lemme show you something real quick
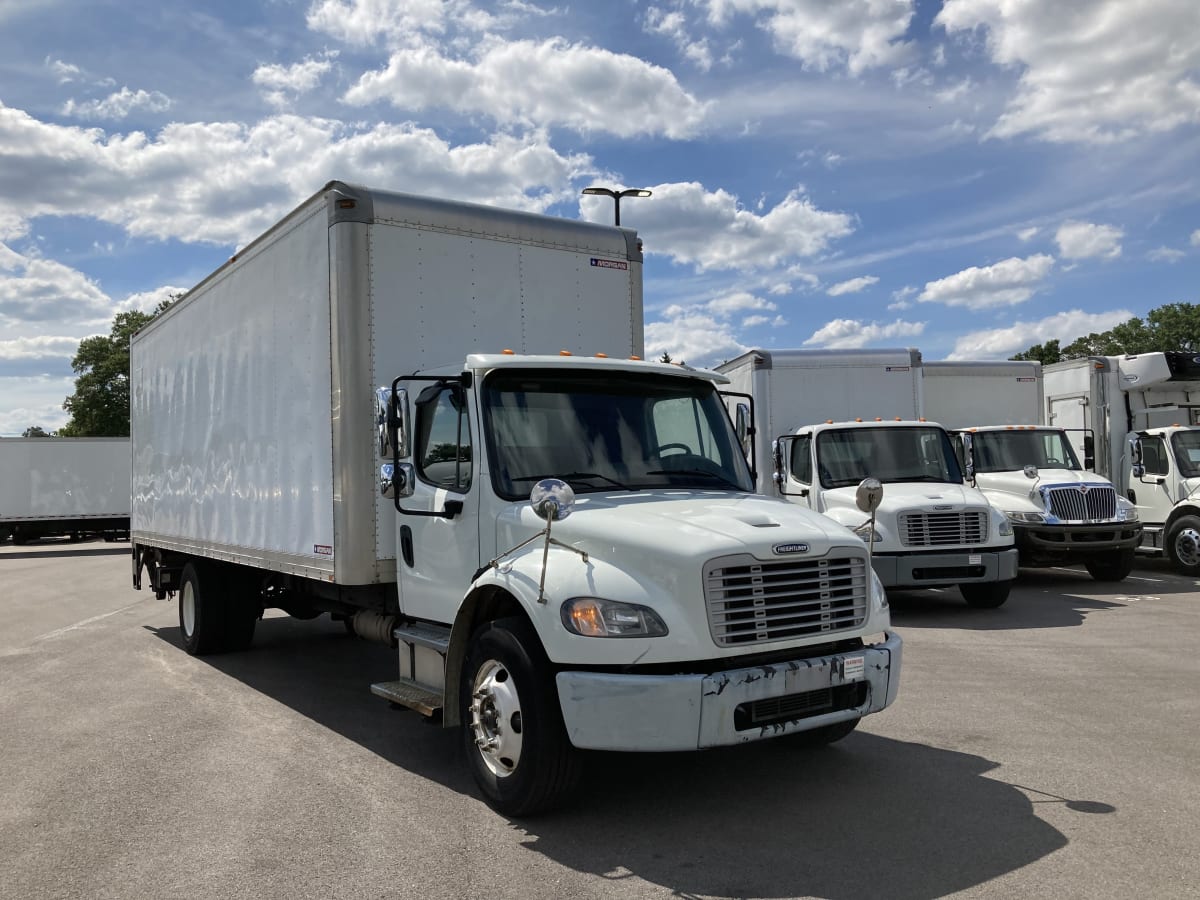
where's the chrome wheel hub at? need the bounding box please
[469,659,524,778]
[1175,528,1200,568]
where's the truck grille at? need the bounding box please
[703,554,869,647]
[899,510,988,547]
[1043,484,1117,521]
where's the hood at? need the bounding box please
[974,469,1113,511]
[821,481,985,517]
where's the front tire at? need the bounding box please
[179,562,227,655]
[1166,515,1200,576]
[959,579,1012,608]
[1084,548,1135,582]
[461,617,581,816]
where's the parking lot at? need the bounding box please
[1,540,1197,900]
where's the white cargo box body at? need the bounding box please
[131,182,643,586]
[0,437,130,522]
[717,348,923,492]
[922,360,1043,429]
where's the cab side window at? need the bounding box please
[415,386,472,491]
[1141,437,1168,476]
[790,434,812,483]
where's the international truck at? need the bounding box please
[717,348,1017,608]
[923,360,1141,581]
[1044,351,1200,573]
[0,436,130,543]
[130,182,900,815]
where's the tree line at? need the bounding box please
[1011,302,1200,365]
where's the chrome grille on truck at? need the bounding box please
[1044,484,1117,521]
[703,554,869,646]
[899,510,988,547]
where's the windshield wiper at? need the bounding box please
[645,468,746,491]
[511,471,636,491]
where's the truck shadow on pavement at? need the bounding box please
[148,616,1073,900]
[887,562,1194,631]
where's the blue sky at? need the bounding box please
[1,0,1198,434]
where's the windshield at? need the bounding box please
[482,369,755,500]
[1170,430,1200,478]
[970,430,1081,473]
[815,426,962,488]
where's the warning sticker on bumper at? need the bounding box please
[843,656,865,680]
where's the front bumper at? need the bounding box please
[555,632,901,752]
[870,548,1019,588]
[1015,522,1143,559]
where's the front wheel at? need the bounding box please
[461,617,581,816]
[1084,548,1135,582]
[960,579,1012,609]
[1166,515,1200,576]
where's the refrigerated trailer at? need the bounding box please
[130,182,901,814]
[923,360,1141,581]
[0,437,130,543]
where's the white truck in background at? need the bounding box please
[130,182,900,816]
[717,349,1017,608]
[0,437,130,544]
[1044,351,1200,573]
[923,360,1142,582]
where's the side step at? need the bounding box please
[370,678,443,717]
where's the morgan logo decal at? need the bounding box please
[590,258,628,271]
[773,542,810,555]
[314,544,333,557]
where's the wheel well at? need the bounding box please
[443,585,528,727]
[1165,505,1200,532]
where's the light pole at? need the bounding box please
[582,186,651,227]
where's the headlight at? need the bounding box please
[1116,497,1139,522]
[871,568,889,611]
[852,522,882,543]
[1002,509,1045,525]
[560,597,669,638]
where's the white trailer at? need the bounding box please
[131,182,900,815]
[1044,352,1200,572]
[718,349,1017,608]
[0,437,130,543]
[924,360,1141,581]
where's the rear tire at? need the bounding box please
[461,617,581,816]
[1166,515,1200,576]
[1084,548,1135,582]
[960,579,1011,608]
[220,571,260,652]
[179,562,227,655]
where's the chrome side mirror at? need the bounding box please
[531,478,575,521]
[855,477,883,514]
[376,388,391,458]
[1132,464,1146,479]
[377,386,411,459]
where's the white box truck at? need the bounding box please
[717,349,1018,608]
[130,182,900,815]
[923,360,1142,581]
[1044,352,1200,573]
[0,437,130,543]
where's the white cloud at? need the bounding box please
[644,313,746,367]
[827,275,879,296]
[0,335,81,363]
[803,317,925,349]
[62,87,171,121]
[645,6,714,70]
[0,376,75,435]
[306,0,453,47]
[936,0,1200,143]
[595,182,854,272]
[0,104,593,248]
[1055,220,1123,260]
[918,254,1054,309]
[343,38,708,139]
[704,0,916,74]
[704,291,778,316]
[1016,226,1039,242]
[742,315,770,327]
[1148,247,1185,263]
[253,54,337,106]
[0,243,111,324]
[46,57,81,83]
[948,309,1136,359]
[1191,229,1200,247]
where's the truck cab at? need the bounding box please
[1128,424,1200,572]
[954,426,1141,581]
[774,419,1018,607]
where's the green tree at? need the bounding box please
[1012,339,1062,365]
[22,426,53,437]
[59,297,178,436]
[659,352,673,363]
[1012,302,1200,362]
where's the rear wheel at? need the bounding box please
[1166,515,1200,576]
[462,617,581,816]
[1084,548,1135,582]
[179,562,227,655]
[959,579,1012,609]
[220,571,260,652]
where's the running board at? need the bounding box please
[370,678,443,717]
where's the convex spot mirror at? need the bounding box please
[1023,464,1038,479]
[855,477,883,514]
[531,478,575,522]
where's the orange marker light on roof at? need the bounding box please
[629,355,642,361]
[855,417,863,422]
[595,352,608,358]
[502,348,515,355]
[560,350,572,356]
